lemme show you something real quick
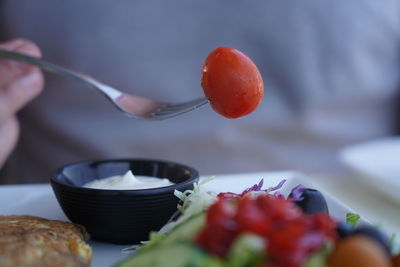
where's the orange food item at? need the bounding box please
[393,253,400,267]
[201,47,264,119]
[328,236,391,267]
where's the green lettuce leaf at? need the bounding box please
[346,212,360,227]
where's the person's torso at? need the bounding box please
[1,0,399,183]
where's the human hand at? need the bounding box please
[0,39,44,168]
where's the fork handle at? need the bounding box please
[0,49,122,99]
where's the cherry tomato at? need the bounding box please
[206,199,234,225]
[201,47,264,118]
[236,196,271,236]
[195,221,237,258]
[195,193,336,264]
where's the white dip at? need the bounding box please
[83,170,174,190]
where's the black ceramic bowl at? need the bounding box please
[51,158,199,244]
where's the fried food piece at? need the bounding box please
[0,215,92,267]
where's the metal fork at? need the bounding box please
[0,49,209,121]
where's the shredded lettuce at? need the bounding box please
[123,177,215,253]
[158,177,217,234]
[346,212,360,227]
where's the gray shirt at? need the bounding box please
[1,0,399,183]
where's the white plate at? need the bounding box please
[339,136,400,204]
[0,171,367,267]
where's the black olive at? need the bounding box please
[290,188,329,215]
[350,226,391,255]
[336,221,353,239]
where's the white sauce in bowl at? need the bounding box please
[83,170,174,190]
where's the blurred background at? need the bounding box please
[0,0,399,184]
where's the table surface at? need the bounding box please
[0,171,398,266]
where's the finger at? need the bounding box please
[0,69,44,123]
[0,38,42,57]
[0,38,42,78]
[0,116,19,168]
[0,39,44,123]
[0,38,32,50]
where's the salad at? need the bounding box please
[116,179,400,267]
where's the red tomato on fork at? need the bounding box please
[201,47,264,118]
